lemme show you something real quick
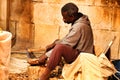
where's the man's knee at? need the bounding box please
[54,44,66,51]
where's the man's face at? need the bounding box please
[62,12,74,24]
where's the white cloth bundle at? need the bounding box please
[62,53,116,80]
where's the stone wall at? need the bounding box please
[32,0,120,59]
[9,0,34,49]
[0,0,120,59]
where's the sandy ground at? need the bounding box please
[9,53,62,80]
[9,53,38,80]
[10,52,38,73]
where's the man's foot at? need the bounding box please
[38,54,48,65]
[27,58,40,66]
[27,51,48,66]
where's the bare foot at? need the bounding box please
[27,55,48,66]
[27,58,39,65]
[38,54,47,64]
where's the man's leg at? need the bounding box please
[27,50,53,65]
[39,44,79,80]
[47,44,79,70]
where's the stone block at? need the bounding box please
[27,66,61,80]
[34,24,59,48]
[78,6,113,30]
[28,66,45,80]
[0,0,7,29]
[111,8,120,31]
[33,3,62,25]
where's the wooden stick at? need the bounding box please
[98,36,116,57]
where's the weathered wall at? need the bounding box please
[9,0,34,49]
[0,0,120,59]
[0,0,34,49]
[32,0,120,59]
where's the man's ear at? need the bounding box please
[71,15,75,20]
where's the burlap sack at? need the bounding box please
[0,31,12,80]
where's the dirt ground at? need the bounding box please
[9,53,30,80]
[9,53,63,80]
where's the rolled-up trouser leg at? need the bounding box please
[45,49,53,58]
[47,44,79,70]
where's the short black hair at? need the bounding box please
[61,2,79,16]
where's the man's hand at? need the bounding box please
[45,39,60,52]
[27,58,39,65]
[45,43,55,52]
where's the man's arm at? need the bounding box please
[59,23,81,48]
[45,39,60,52]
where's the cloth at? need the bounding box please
[0,31,12,80]
[46,49,53,58]
[62,53,117,80]
[56,15,94,53]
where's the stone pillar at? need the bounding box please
[0,31,12,80]
[0,0,7,29]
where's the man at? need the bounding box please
[27,2,94,80]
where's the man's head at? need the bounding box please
[61,3,79,24]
